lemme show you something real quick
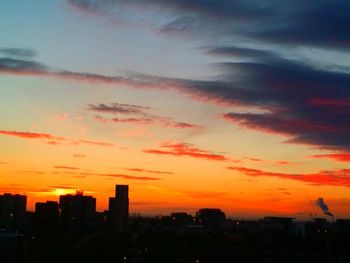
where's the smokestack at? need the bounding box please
[315,197,334,221]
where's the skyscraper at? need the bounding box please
[35,201,60,238]
[109,185,129,231]
[0,193,26,230]
[59,191,96,233]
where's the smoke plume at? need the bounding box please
[315,197,333,217]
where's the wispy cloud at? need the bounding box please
[89,102,201,130]
[310,153,350,163]
[54,171,161,181]
[73,153,86,158]
[143,142,229,161]
[0,47,36,58]
[2,43,350,152]
[228,166,350,188]
[88,103,152,115]
[53,166,80,170]
[0,130,115,147]
[124,168,173,175]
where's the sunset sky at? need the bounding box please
[1,0,350,219]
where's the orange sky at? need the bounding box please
[1,0,350,219]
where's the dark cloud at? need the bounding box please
[67,0,350,50]
[0,57,46,73]
[88,103,152,115]
[1,49,349,151]
[252,1,350,50]
[0,48,37,58]
[90,102,201,129]
[203,46,277,60]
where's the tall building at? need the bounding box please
[59,191,96,233]
[109,185,129,231]
[35,201,60,238]
[0,194,27,230]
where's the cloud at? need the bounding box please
[228,166,350,188]
[143,142,229,161]
[90,102,201,129]
[62,1,350,154]
[0,57,47,74]
[73,153,86,158]
[53,166,80,170]
[56,113,69,121]
[88,103,152,115]
[124,168,173,175]
[0,48,37,58]
[54,171,161,181]
[244,157,262,162]
[0,130,115,147]
[94,115,200,129]
[310,153,350,163]
[277,161,290,165]
[67,1,350,50]
[1,49,350,152]
[94,115,153,125]
[203,46,277,60]
[49,185,77,190]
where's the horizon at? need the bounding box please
[1,1,350,220]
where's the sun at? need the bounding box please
[54,188,68,196]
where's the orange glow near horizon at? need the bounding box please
[1,1,350,220]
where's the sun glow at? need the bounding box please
[54,188,74,196]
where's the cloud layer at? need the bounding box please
[228,166,350,188]
[2,0,350,155]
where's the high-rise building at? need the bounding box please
[0,194,27,229]
[109,185,129,231]
[35,201,60,238]
[59,191,96,233]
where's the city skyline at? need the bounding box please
[1,1,350,219]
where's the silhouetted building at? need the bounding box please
[335,219,350,233]
[0,194,26,230]
[35,201,59,239]
[59,191,96,234]
[171,212,193,226]
[109,185,129,231]
[195,208,226,228]
[0,229,18,263]
[260,216,295,235]
[305,217,331,237]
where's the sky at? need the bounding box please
[0,0,350,219]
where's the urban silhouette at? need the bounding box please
[0,186,350,262]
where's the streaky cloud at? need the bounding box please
[143,142,229,161]
[54,171,161,181]
[228,166,350,188]
[0,130,115,147]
